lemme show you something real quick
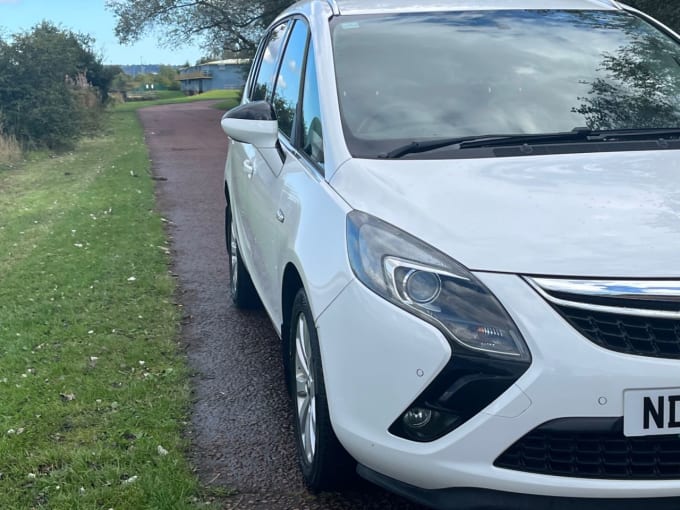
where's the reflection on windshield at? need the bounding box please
[574,21,680,129]
[331,10,680,158]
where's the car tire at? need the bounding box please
[225,203,259,309]
[289,288,355,492]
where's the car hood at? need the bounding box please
[329,150,680,277]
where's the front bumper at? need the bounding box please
[358,465,680,510]
[315,273,680,499]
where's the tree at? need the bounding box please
[110,67,133,93]
[0,22,110,149]
[156,65,180,90]
[626,1,680,33]
[106,0,294,55]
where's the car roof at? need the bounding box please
[277,0,626,25]
[330,0,623,15]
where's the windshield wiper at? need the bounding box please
[456,128,680,149]
[583,128,680,142]
[380,127,680,159]
[379,134,522,159]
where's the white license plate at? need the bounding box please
[624,388,680,437]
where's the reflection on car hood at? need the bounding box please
[329,151,680,277]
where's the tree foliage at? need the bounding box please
[573,11,680,130]
[626,1,680,33]
[156,65,181,90]
[107,0,294,56]
[0,22,112,149]
[109,66,180,94]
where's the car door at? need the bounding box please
[230,21,289,306]
[237,19,312,317]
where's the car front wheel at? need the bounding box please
[289,288,354,491]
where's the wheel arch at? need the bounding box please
[281,263,304,340]
[224,181,231,255]
[281,262,304,389]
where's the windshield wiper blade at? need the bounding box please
[379,134,511,159]
[456,128,595,149]
[453,128,680,148]
[380,127,680,159]
[381,128,593,158]
[585,128,680,141]
[458,128,680,148]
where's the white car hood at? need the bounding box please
[329,150,680,277]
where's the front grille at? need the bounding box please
[554,305,680,359]
[526,277,680,360]
[495,418,680,480]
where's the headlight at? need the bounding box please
[347,210,530,361]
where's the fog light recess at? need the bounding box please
[403,407,432,429]
[393,405,461,442]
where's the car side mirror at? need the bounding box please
[221,101,279,149]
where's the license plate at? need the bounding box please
[624,388,680,437]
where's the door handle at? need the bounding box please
[276,209,285,223]
[243,159,254,179]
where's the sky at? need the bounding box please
[0,0,204,65]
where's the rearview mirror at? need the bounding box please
[221,101,279,148]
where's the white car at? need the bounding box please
[220,1,680,508]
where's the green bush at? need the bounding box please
[0,23,112,150]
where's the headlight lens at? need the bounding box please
[347,210,530,361]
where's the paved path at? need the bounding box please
[138,101,422,509]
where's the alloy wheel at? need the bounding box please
[294,312,317,465]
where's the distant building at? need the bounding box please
[178,59,250,95]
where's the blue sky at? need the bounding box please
[0,0,204,65]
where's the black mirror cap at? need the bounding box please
[223,101,277,122]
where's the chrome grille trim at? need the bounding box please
[525,278,680,320]
[531,278,680,299]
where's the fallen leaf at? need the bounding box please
[122,475,138,485]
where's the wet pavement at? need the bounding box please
[138,101,424,509]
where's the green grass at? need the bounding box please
[114,89,241,112]
[0,111,211,509]
[153,90,186,100]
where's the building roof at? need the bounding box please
[200,59,251,66]
[180,59,251,72]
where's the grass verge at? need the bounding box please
[114,89,240,113]
[0,111,210,509]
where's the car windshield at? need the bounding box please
[330,10,680,158]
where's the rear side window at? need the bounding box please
[273,20,309,139]
[251,22,289,101]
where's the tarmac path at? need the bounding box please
[138,101,423,510]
